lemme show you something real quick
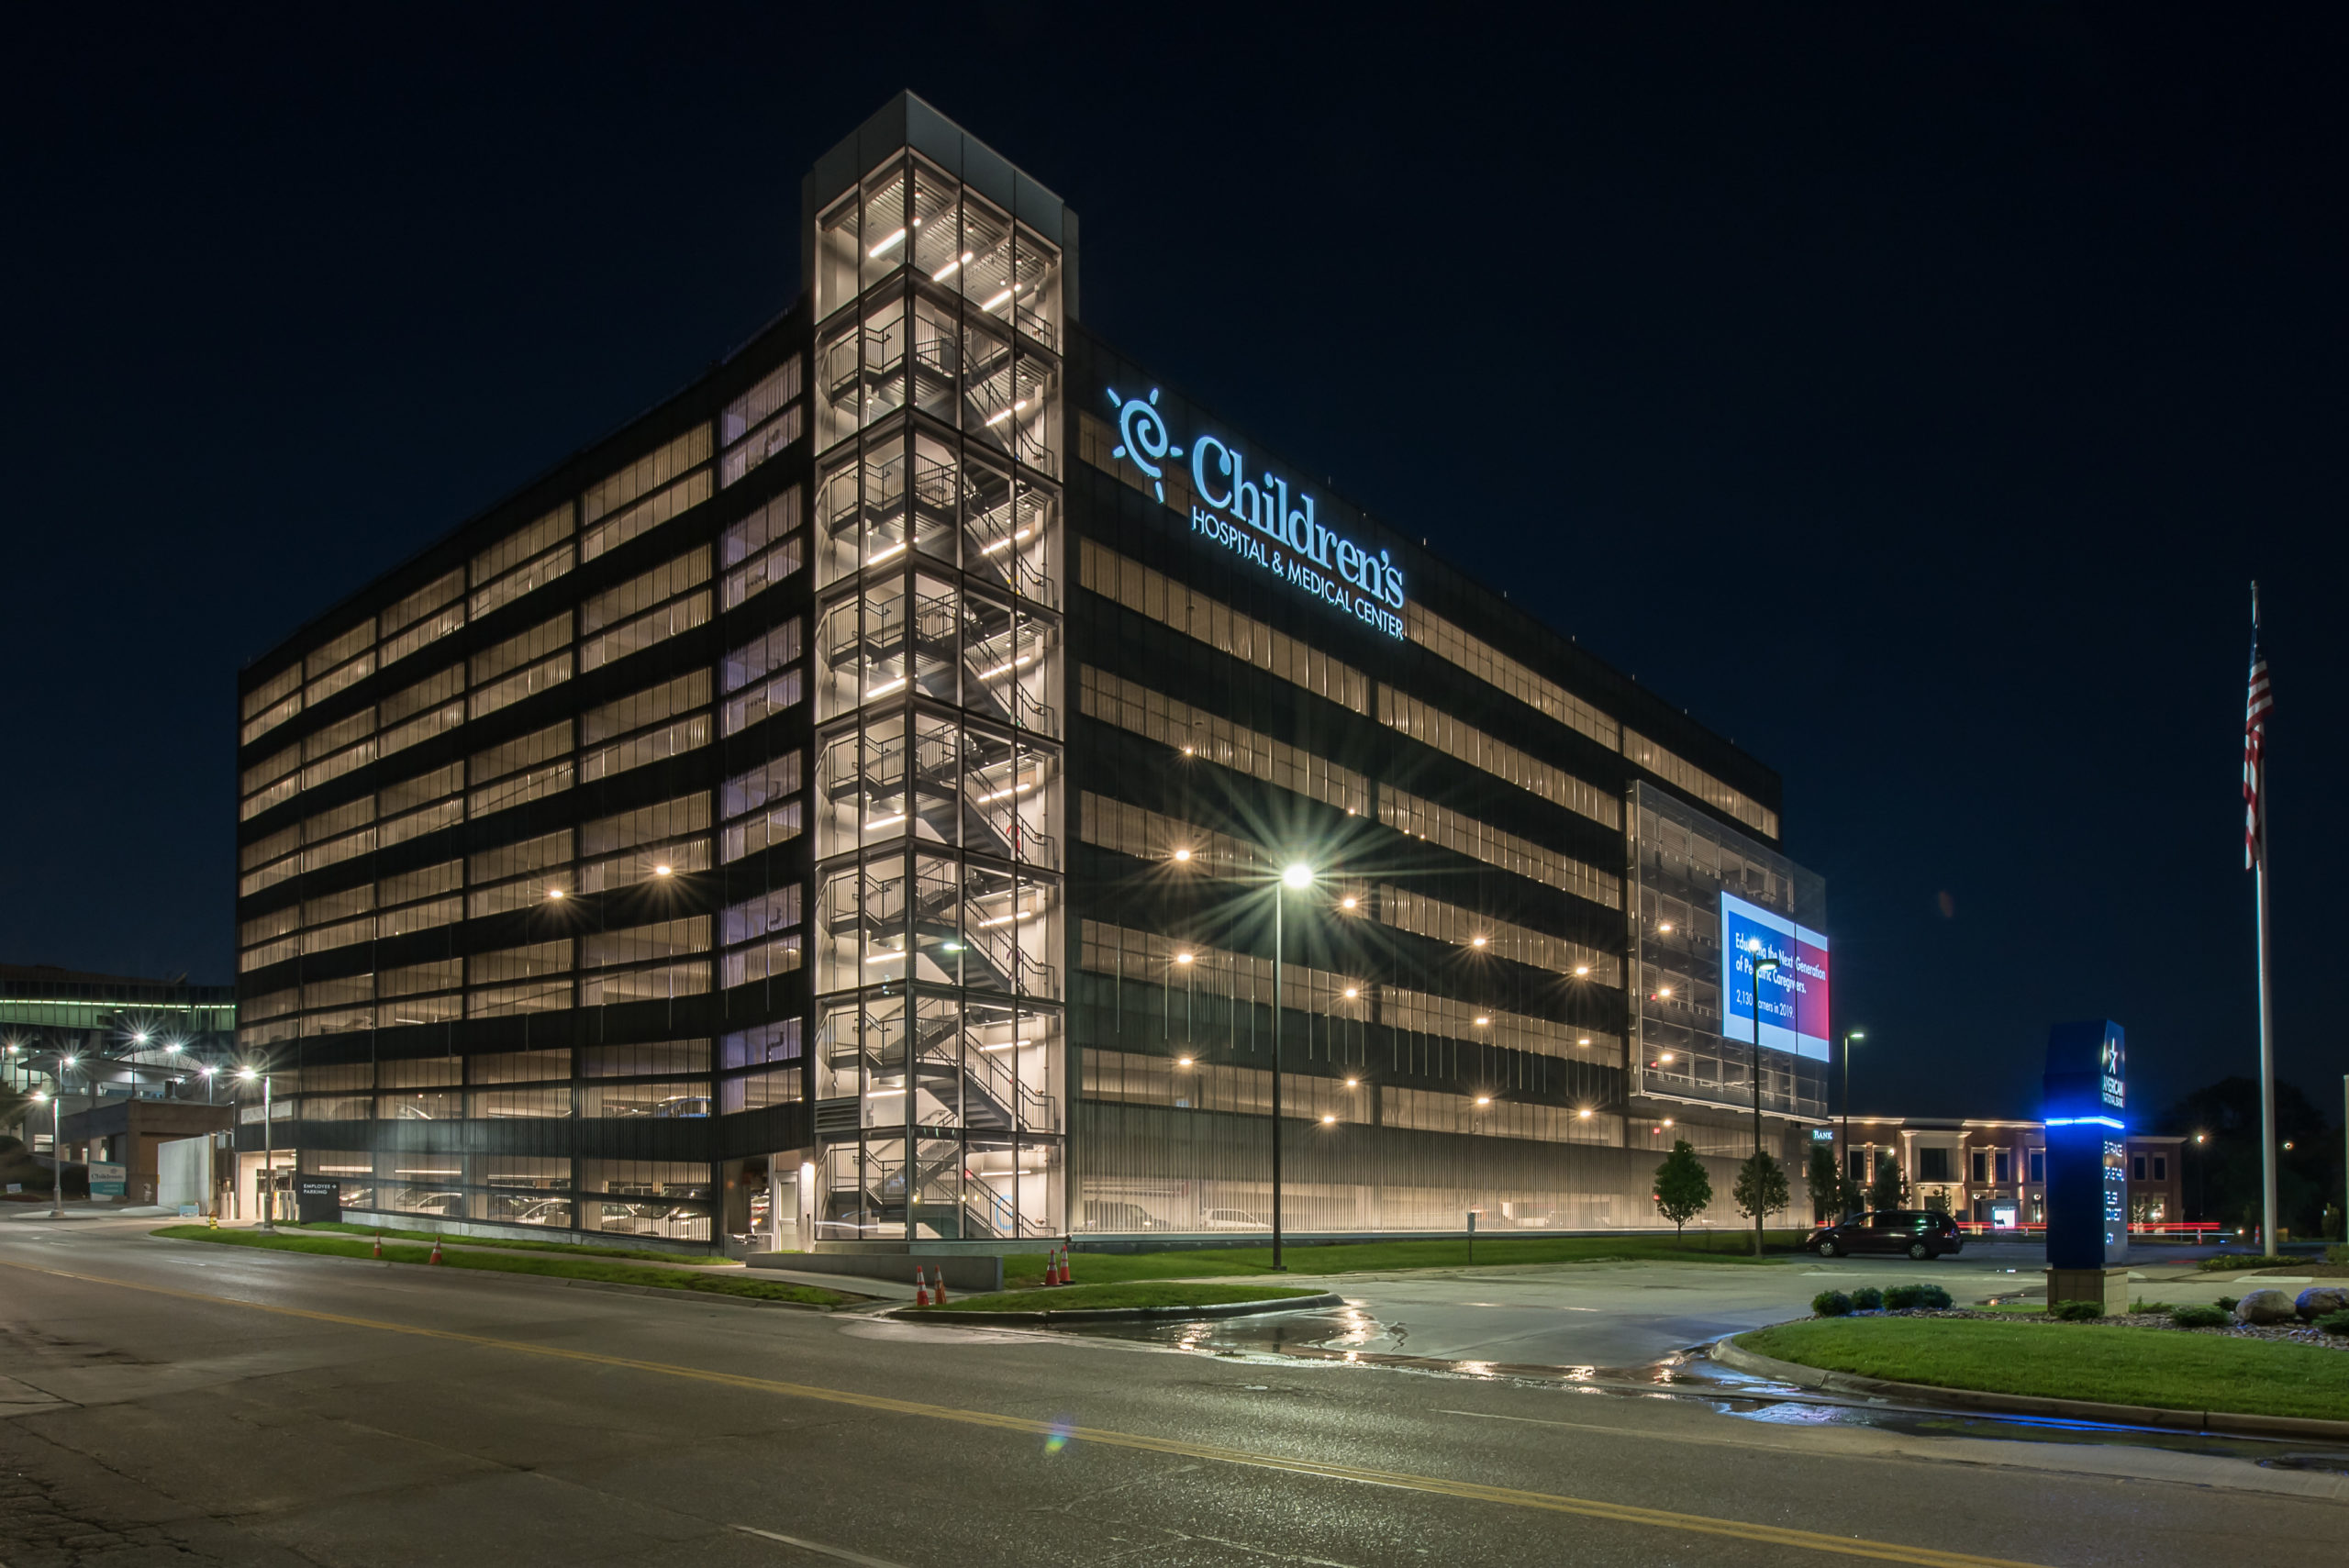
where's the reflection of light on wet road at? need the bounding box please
[1046,1305,2349,1478]
[1737,1401,1864,1426]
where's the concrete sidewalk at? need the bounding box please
[3,1202,175,1222]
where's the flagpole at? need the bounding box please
[2256,833,2277,1250]
[2250,582,2278,1251]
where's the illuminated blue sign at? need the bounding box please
[2043,1020,2129,1269]
[1106,386,1408,639]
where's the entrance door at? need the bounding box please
[771,1165,808,1252]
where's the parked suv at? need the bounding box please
[1806,1209,1964,1260]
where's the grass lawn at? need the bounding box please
[151,1226,849,1307]
[1739,1317,2349,1421]
[1003,1232,1802,1289]
[285,1220,729,1265]
[912,1281,1324,1315]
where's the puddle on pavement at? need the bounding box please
[1056,1299,2349,1477]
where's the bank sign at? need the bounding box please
[1106,386,1407,639]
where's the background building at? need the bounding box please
[1841,1117,2193,1230]
[230,95,1827,1253]
[2,963,236,1155]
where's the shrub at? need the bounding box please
[2317,1309,2349,1337]
[2127,1300,2175,1316]
[1849,1286,1883,1311]
[2216,1296,2239,1313]
[2196,1253,2296,1272]
[2168,1304,2229,1329]
[2327,1243,2349,1266]
[1811,1289,1854,1317]
[1884,1284,1953,1311]
[2053,1300,2104,1321]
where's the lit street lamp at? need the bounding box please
[43,1052,80,1218]
[1272,860,1314,1270]
[239,1064,276,1230]
[2192,1132,2208,1225]
[33,1088,61,1218]
[1746,943,1783,1258]
[1840,1029,1865,1212]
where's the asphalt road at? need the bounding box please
[0,1221,2341,1568]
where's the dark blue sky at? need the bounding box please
[5,6,2340,1122]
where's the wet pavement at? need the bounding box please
[1053,1245,2349,1481]
[6,1220,2346,1568]
[1073,1240,2235,1369]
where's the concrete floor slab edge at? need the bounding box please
[1710,1333,2349,1440]
[899,1291,1344,1326]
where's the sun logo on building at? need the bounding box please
[1106,386,1183,504]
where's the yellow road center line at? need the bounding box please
[0,1254,2046,1568]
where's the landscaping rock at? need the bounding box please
[2235,1288,2298,1325]
[2295,1286,2349,1320]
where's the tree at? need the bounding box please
[1867,1151,1908,1211]
[1733,1151,1790,1230]
[1652,1140,1712,1236]
[1806,1141,1840,1223]
[1836,1163,1868,1220]
[2156,1075,2338,1238]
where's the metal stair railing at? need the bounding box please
[958,921,1058,999]
[961,1038,1055,1130]
[911,328,958,384]
[961,784,1055,866]
[821,327,905,406]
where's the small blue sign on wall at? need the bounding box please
[2043,1020,2127,1268]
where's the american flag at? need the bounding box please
[2243,594,2271,869]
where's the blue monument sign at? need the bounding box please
[2043,1019,2127,1273]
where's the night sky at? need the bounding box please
[6,7,2342,1126]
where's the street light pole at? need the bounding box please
[50,1089,63,1220]
[241,1065,275,1230]
[1841,1029,1865,1216]
[1749,947,1783,1258]
[50,1055,78,1220]
[1271,862,1315,1272]
[1273,881,1285,1272]
[2193,1133,2207,1226]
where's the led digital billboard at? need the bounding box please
[1718,892,1831,1062]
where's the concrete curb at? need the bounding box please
[899,1291,1344,1326]
[145,1232,854,1314]
[1711,1334,2349,1441]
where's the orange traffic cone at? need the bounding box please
[915,1265,931,1307]
[1051,1247,1066,1286]
[931,1265,949,1307]
[372,1232,383,1259]
[1060,1247,1073,1285]
[428,1238,443,1266]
